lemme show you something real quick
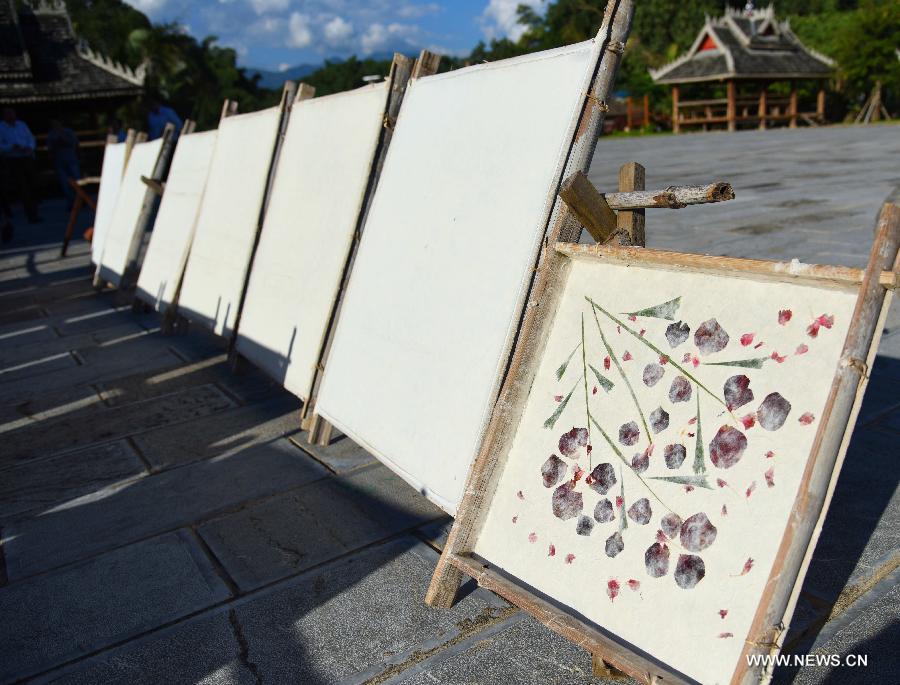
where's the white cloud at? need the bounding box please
[249,0,289,15]
[480,0,544,42]
[360,22,420,55]
[278,62,291,72]
[287,12,313,48]
[323,16,354,46]
[248,15,283,35]
[125,0,169,14]
[396,2,441,19]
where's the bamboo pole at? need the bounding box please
[726,80,737,132]
[672,85,680,134]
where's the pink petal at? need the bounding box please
[740,414,756,429]
[639,328,646,338]
[778,309,792,325]
[688,416,698,425]
[528,532,537,543]
[554,394,563,402]
[622,351,633,362]
[817,314,834,329]
[765,451,775,459]
[740,333,755,346]
[565,553,576,564]
[719,609,728,619]
[682,352,692,363]
[746,481,757,498]
[770,351,787,363]
[628,315,637,322]
[615,496,624,508]
[716,478,728,488]
[627,579,641,592]
[807,321,821,338]
[721,504,728,516]
[607,579,620,601]
[512,515,518,523]
[684,485,695,493]
[795,343,809,355]
[754,341,765,349]
[740,558,754,576]
[548,544,556,557]
[799,412,815,425]
[765,467,775,488]
[718,632,734,639]
[691,356,700,368]
[517,491,525,500]
[603,356,611,371]
[592,386,598,395]
[659,355,669,365]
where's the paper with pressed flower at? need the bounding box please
[473,256,858,684]
[91,141,128,265]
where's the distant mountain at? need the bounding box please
[248,64,321,90]
[247,52,417,90]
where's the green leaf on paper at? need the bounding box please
[693,392,706,475]
[588,364,615,392]
[650,475,713,489]
[555,342,582,381]
[703,357,769,369]
[623,297,681,321]
[544,381,578,429]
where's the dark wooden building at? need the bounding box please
[1,0,143,129]
[650,5,833,133]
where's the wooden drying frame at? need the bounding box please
[297,49,442,445]
[92,123,177,293]
[426,194,899,684]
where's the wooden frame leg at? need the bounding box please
[424,551,464,608]
[592,653,628,679]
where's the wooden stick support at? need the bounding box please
[604,181,734,210]
[558,171,617,243]
[412,49,441,79]
[617,162,645,246]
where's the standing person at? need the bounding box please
[146,99,182,141]
[107,117,127,143]
[47,120,82,206]
[0,107,40,224]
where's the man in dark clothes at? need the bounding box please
[0,107,41,232]
[47,120,82,206]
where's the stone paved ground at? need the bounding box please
[0,123,898,685]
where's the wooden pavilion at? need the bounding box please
[0,0,144,138]
[650,5,833,133]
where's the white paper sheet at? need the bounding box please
[235,83,390,399]
[95,140,163,285]
[90,142,127,265]
[473,257,857,683]
[177,107,281,336]
[315,41,602,514]
[135,130,218,313]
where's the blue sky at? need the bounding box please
[125,0,547,70]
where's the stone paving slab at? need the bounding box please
[381,613,630,685]
[133,395,302,471]
[33,609,257,685]
[3,438,328,580]
[0,439,147,523]
[1,383,235,468]
[776,569,900,685]
[290,433,380,473]
[0,320,147,368]
[198,464,444,591]
[0,344,182,406]
[796,427,900,607]
[230,538,511,685]
[0,530,232,683]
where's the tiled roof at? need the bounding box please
[0,0,32,79]
[0,0,144,105]
[650,4,833,85]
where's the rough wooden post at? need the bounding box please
[617,162,645,246]
[758,85,768,130]
[643,93,650,128]
[300,52,423,443]
[425,0,636,613]
[671,86,680,134]
[726,80,737,132]
[228,81,301,370]
[625,95,633,130]
[789,81,798,129]
[816,86,826,122]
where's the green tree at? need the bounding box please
[831,0,899,107]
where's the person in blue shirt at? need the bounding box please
[147,99,183,140]
[0,107,40,228]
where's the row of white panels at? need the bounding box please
[89,37,604,516]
